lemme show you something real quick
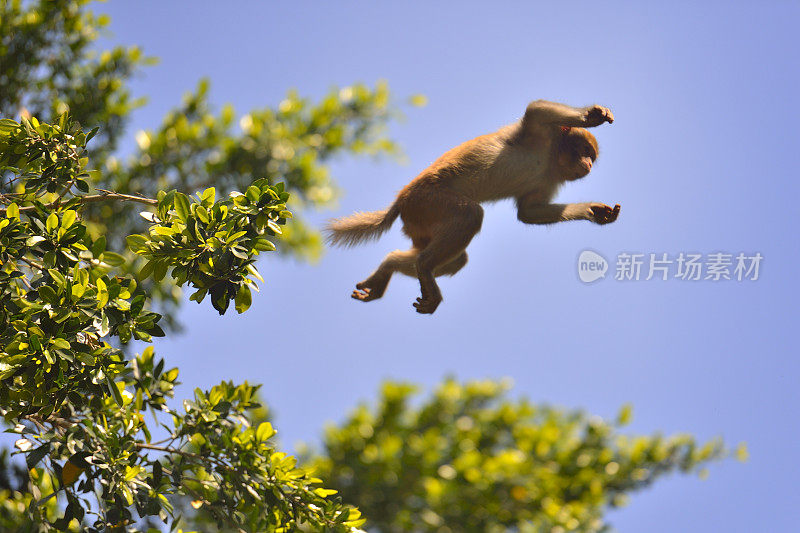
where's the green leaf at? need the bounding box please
[152,225,175,236]
[153,460,162,485]
[254,238,276,252]
[61,210,77,229]
[46,212,59,233]
[153,261,168,282]
[96,313,110,336]
[266,219,282,235]
[124,465,141,481]
[226,230,247,244]
[6,202,19,219]
[38,285,59,305]
[75,268,89,289]
[189,288,207,303]
[139,260,155,279]
[126,234,149,253]
[71,282,86,299]
[48,269,67,287]
[174,192,190,223]
[51,338,71,350]
[195,205,209,224]
[235,284,252,314]
[101,252,126,267]
[86,126,100,142]
[91,235,107,256]
[0,118,19,133]
[201,187,216,205]
[256,422,275,441]
[121,485,133,506]
[247,263,264,282]
[26,443,51,469]
[106,375,124,407]
[96,277,109,308]
[149,323,166,337]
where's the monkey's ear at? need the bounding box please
[560,126,571,133]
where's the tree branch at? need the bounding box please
[0,190,158,214]
[18,255,45,271]
[135,442,213,464]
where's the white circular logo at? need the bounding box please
[577,250,608,283]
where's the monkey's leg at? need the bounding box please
[393,251,468,278]
[352,249,419,302]
[434,251,468,277]
[414,207,483,314]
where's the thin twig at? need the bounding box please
[135,442,208,463]
[55,179,75,202]
[18,255,45,271]
[0,192,25,204]
[136,442,236,475]
[0,190,158,214]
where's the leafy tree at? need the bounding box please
[306,379,744,533]
[0,116,365,531]
[1,0,407,328]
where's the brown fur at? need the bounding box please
[326,100,620,314]
[326,205,400,247]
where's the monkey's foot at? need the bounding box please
[413,295,442,314]
[351,280,386,302]
[352,287,377,301]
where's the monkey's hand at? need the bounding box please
[584,105,614,127]
[589,203,620,225]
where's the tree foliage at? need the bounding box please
[1,0,408,329]
[0,116,364,531]
[308,379,741,533]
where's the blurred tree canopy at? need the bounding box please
[0,1,743,532]
[0,0,408,329]
[307,380,746,533]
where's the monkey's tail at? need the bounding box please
[325,204,400,247]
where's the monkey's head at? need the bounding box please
[558,127,599,181]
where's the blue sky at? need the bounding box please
[94,2,799,531]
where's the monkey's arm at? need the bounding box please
[516,200,620,225]
[523,100,614,129]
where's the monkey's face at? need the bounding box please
[559,129,599,181]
